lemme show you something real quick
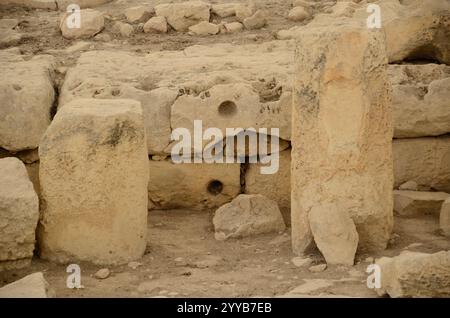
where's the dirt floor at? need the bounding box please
[1,210,449,297]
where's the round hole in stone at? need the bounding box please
[207,180,223,195]
[218,100,237,117]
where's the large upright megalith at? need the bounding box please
[38,98,149,265]
[291,24,394,261]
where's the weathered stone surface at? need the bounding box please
[0,272,54,298]
[393,190,450,217]
[440,198,450,236]
[0,51,55,152]
[288,6,310,22]
[148,159,240,210]
[245,149,290,215]
[59,41,294,155]
[376,251,450,298]
[309,205,359,265]
[213,194,285,240]
[125,5,153,24]
[243,10,267,30]
[143,16,167,34]
[0,157,39,271]
[188,22,219,36]
[154,1,211,32]
[393,136,450,192]
[60,9,104,39]
[388,64,450,138]
[38,98,149,265]
[291,24,393,255]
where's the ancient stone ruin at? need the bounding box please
[0,0,449,298]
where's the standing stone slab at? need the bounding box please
[0,157,39,271]
[291,24,393,256]
[38,98,149,265]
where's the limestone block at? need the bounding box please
[59,41,294,155]
[125,5,153,24]
[291,24,393,255]
[0,51,55,152]
[0,272,54,298]
[393,190,450,217]
[213,194,285,240]
[393,137,450,192]
[376,251,450,298]
[388,64,450,138]
[0,157,39,271]
[148,159,240,210]
[245,149,290,213]
[38,98,149,265]
[143,16,168,34]
[188,22,220,36]
[308,204,359,265]
[212,3,239,18]
[60,9,104,39]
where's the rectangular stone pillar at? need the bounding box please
[38,98,149,265]
[291,25,394,257]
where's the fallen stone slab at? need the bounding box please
[0,273,54,298]
[0,157,39,271]
[154,1,211,32]
[388,64,450,138]
[148,159,240,210]
[376,251,450,298]
[394,190,450,217]
[393,136,450,193]
[440,198,450,236]
[38,98,149,265]
[0,50,55,152]
[213,194,285,240]
[60,9,104,39]
[291,23,393,255]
